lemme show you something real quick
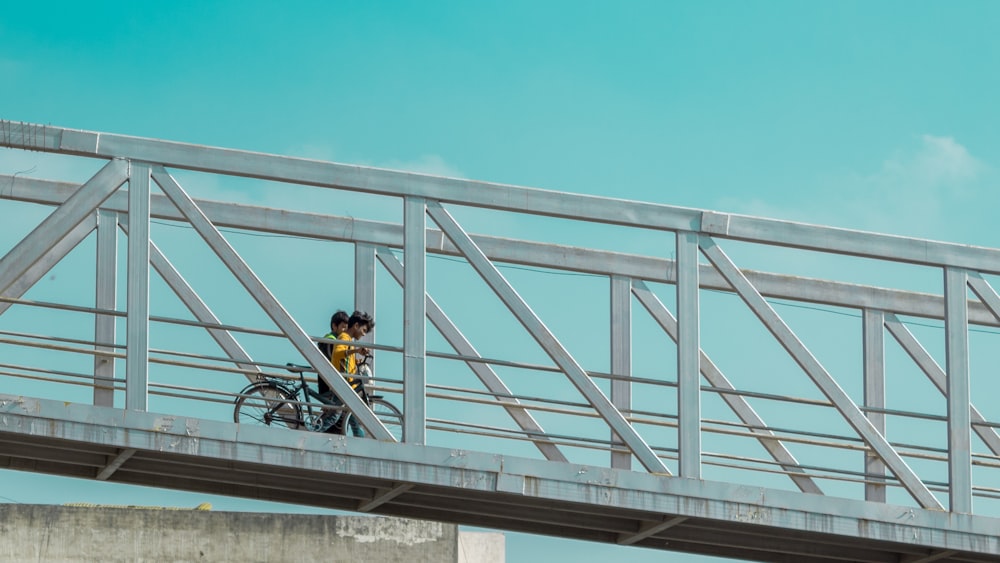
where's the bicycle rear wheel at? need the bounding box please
[234,382,302,429]
[340,398,403,441]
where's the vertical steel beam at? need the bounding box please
[377,247,567,461]
[354,244,377,322]
[125,163,151,411]
[610,274,632,470]
[0,159,128,296]
[354,243,377,379]
[677,231,701,479]
[698,234,941,509]
[403,197,427,444]
[151,167,391,439]
[426,201,669,474]
[944,267,972,513]
[94,209,118,407]
[632,280,822,493]
[862,309,886,503]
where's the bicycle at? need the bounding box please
[233,358,403,441]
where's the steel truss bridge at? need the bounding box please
[2,120,1000,562]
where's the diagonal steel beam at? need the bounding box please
[357,483,413,512]
[0,159,128,296]
[0,214,96,316]
[900,550,958,563]
[426,201,669,474]
[376,247,568,462]
[117,221,260,377]
[617,516,687,546]
[698,235,941,509]
[96,448,136,481]
[967,272,1000,324]
[151,167,392,440]
[631,280,823,494]
[883,313,1000,456]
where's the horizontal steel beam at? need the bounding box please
[2,175,996,326]
[3,121,1000,272]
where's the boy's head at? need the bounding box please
[347,310,374,338]
[330,310,350,335]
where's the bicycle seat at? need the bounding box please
[285,363,311,373]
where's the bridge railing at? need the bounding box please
[3,120,1000,518]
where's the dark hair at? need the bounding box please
[348,310,374,331]
[330,310,349,330]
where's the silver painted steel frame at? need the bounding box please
[3,121,1000,561]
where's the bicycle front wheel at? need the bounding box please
[341,398,403,441]
[234,382,302,429]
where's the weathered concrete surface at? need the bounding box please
[458,531,506,563]
[0,504,504,563]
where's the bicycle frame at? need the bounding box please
[234,355,399,439]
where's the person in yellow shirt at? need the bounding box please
[320,310,374,436]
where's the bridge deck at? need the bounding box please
[1,393,997,563]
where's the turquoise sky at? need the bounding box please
[3,2,1000,562]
